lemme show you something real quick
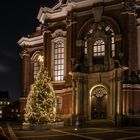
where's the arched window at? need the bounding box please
[33,54,40,79]
[93,39,105,57]
[54,40,64,81]
[105,25,115,57]
[92,39,105,64]
[84,24,115,58]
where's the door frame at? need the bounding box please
[88,84,108,120]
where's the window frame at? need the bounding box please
[52,37,66,82]
[93,39,105,57]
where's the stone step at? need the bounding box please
[84,119,115,128]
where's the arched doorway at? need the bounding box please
[90,85,108,119]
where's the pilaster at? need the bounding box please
[67,13,77,73]
[21,50,30,97]
[43,25,52,76]
[121,1,138,73]
[137,18,140,70]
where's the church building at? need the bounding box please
[18,0,140,126]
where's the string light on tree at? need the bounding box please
[24,55,56,125]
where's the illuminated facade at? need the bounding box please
[18,0,140,126]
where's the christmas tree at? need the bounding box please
[24,58,56,124]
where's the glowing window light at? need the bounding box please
[93,40,105,57]
[54,40,64,81]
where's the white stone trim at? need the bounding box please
[123,84,140,89]
[30,51,41,61]
[26,46,43,53]
[54,88,72,94]
[37,0,115,23]
[51,37,67,81]
[18,35,43,46]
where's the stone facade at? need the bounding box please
[18,0,140,126]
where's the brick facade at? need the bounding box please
[18,0,140,126]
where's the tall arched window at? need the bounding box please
[93,39,105,64]
[93,39,105,57]
[33,54,40,79]
[54,40,64,81]
[105,25,115,57]
[84,24,115,58]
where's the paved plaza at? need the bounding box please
[15,127,140,140]
[2,121,140,140]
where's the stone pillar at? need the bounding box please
[121,2,138,73]
[137,18,140,70]
[67,13,77,73]
[105,30,112,70]
[20,50,30,113]
[43,28,52,75]
[87,40,93,72]
[72,73,82,116]
[71,78,77,124]
[76,78,81,115]
[115,68,124,126]
[30,60,34,85]
[22,50,30,97]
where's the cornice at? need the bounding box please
[123,84,140,89]
[37,0,117,24]
[18,35,43,46]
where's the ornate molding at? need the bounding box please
[18,35,43,46]
[37,0,116,23]
[20,50,29,59]
[51,29,66,38]
[123,84,140,89]
[92,86,107,98]
[92,6,103,23]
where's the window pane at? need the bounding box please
[93,40,105,57]
[34,55,40,79]
[54,40,64,81]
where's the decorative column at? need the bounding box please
[72,73,82,116]
[30,60,34,85]
[137,18,140,70]
[67,13,77,73]
[71,78,77,124]
[121,1,138,73]
[115,66,128,126]
[43,24,52,75]
[20,50,30,113]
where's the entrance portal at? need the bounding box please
[90,85,107,119]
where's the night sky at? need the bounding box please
[0,0,57,100]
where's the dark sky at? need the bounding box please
[0,0,57,101]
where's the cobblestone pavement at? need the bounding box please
[8,123,140,140]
